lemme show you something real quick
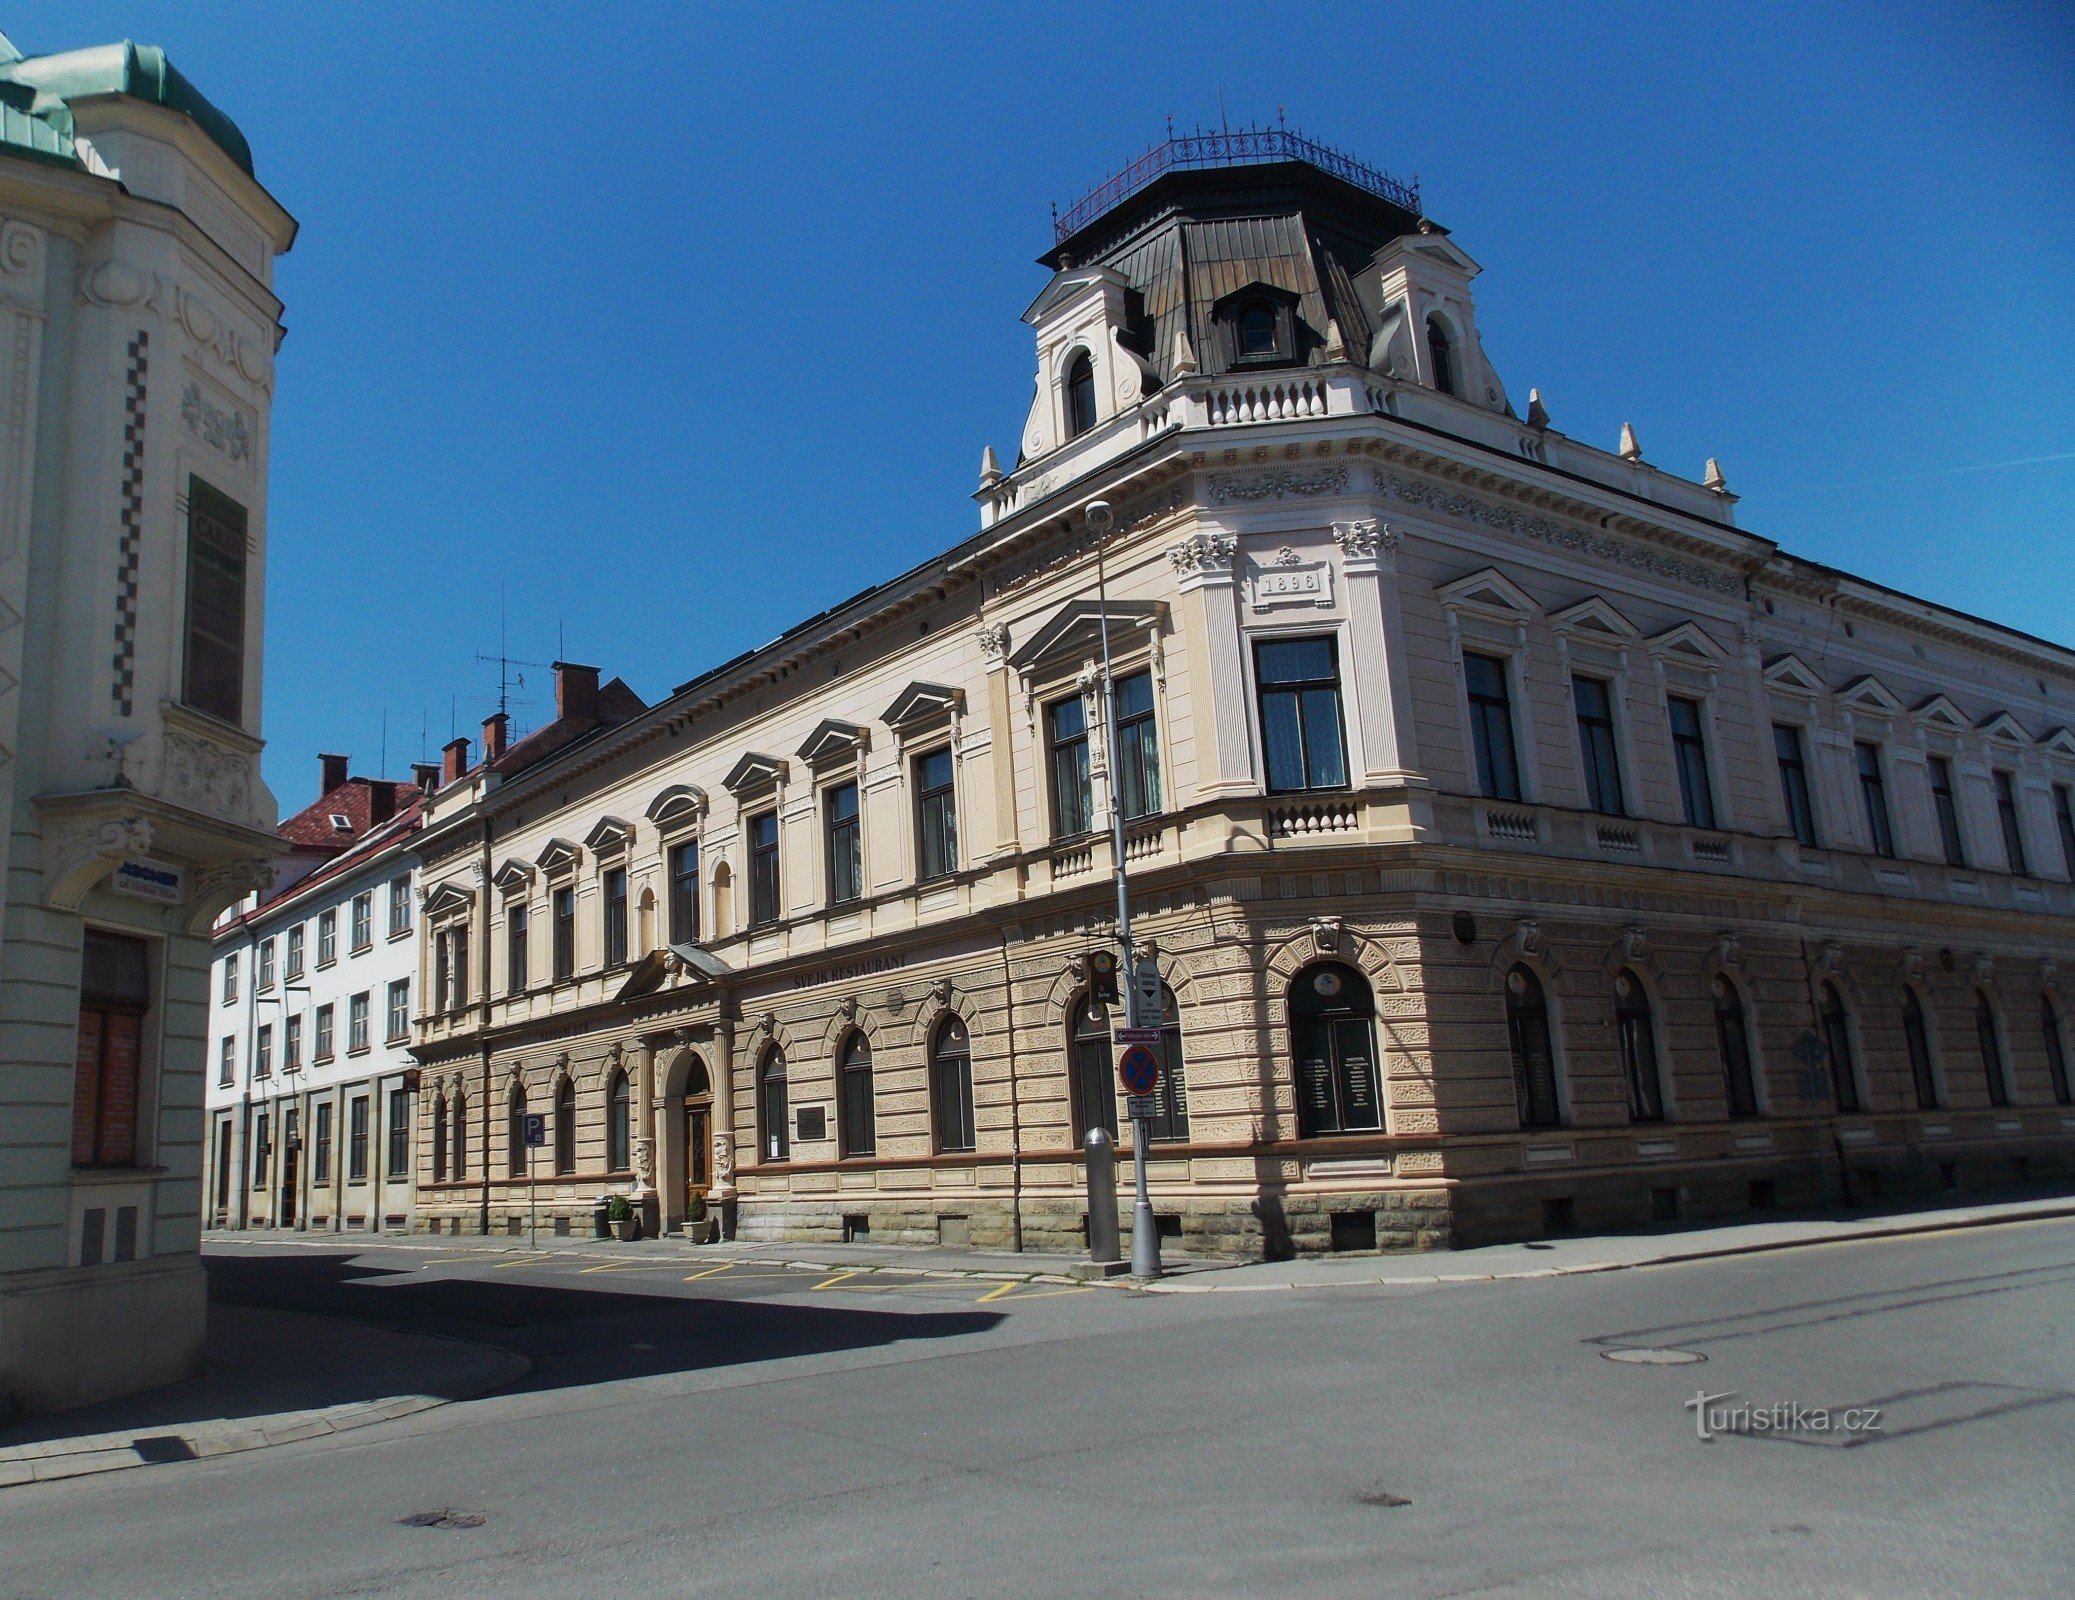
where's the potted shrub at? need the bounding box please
[683,1193,711,1244]
[605,1193,637,1242]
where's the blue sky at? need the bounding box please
[35,2,2075,813]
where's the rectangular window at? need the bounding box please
[1994,770,2028,874]
[1773,723,1818,847]
[2057,784,2075,881]
[1047,695,1093,835]
[313,1100,333,1184]
[253,1111,270,1187]
[434,928,451,1011]
[1667,695,1717,829]
[387,1086,411,1178]
[314,1003,334,1062]
[316,910,336,965]
[1573,677,1625,816]
[258,937,276,990]
[915,749,958,882]
[1929,754,1966,865]
[386,979,410,1042]
[669,841,700,942]
[283,1014,302,1073]
[285,924,305,980]
[222,951,238,1004]
[603,865,629,966]
[1855,741,1895,857]
[826,783,862,906]
[1114,670,1162,821]
[552,887,575,980]
[351,892,373,952]
[181,476,248,724]
[74,932,149,1168]
[750,811,781,927]
[255,1023,272,1079]
[507,903,530,994]
[348,1096,369,1183]
[388,875,412,937]
[219,1035,235,1086]
[1256,637,1348,793]
[1465,653,1523,803]
[349,992,370,1052]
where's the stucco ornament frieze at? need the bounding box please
[1206,464,1348,505]
[1381,472,1741,596]
[1166,532,1235,577]
[974,625,1008,668]
[77,261,274,394]
[161,726,254,817]
[1331,518,1400,562]
[43,814,152,910]
[180,381,252,464]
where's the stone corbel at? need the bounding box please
[1818,940,1846,975]
[2040,957,2059,990]
[929,977,954,1007]
[43,815,153,911]
[974,625,1009,670]
[1713,931,1743,971]
[1309,916,1343,956]
[1970,951,1995,988]
[1897,945,1924,983]
[1514,918,1545,960]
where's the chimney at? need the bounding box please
[412,761,441,794]
[367,782,397,826]
[554,660,601,723]
[481,712,509,763]
[441,736,470,787]
[319,752,350,795]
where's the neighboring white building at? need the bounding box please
[0,35,296,1416]
[206,756,426,1234]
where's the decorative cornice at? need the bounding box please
[1165,532,1235,577]
[1206,464,1348,505]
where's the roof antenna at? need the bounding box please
[379,707,387,779]
[1218,85,1229,136]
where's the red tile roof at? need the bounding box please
[489,677,648,778]
[276,776,423,850]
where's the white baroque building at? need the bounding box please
[0,35,295,1414]
[206,755,425,1235]
[407,132,2075,1257]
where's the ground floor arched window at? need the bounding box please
[1902,987,1940,1109]
[607,1069,632,1172]
[1818,982,1861,1113]
[1146,984,1190,1144]
[931,1016,976,1154]
[1069,993,1118,1142]
[1508,966,1562,1129]
[1976,991,2009,1107]
[1713,975,1758,1117]
[507,1085,529,1176]
[432,1093,448,1182]
[839,1032,875,1157]
[1614,969,1665,1122]
[759,1048,789,1162]
[1290,962,1381,1137]
[452,1093,468,1179]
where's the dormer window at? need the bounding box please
[1064,351,1097,439]
[1215,285,1298,369]
[1426,315,1457,396]
[1237,303,1277,359]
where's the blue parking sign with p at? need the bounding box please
[523,1113,546,1147]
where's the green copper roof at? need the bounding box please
[0,33,254,177]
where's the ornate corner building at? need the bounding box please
[0,37,297,1413]
[409,129,2075,1259]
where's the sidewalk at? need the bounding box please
[1140,1190,2075,1292]
[0,1303,527,1490]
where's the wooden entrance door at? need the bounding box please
[684,1099,711,1210]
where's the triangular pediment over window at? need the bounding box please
[1435,566,1536,622]
[1645,620,1727,663]
[796,719,869,768]
[882,680,965,732]
[1914,694,1969,732]
[491,859,533,896]
[1763,654,1824,697]
[1548,595,1639,640]
[535,837,582,874]
[422,882,473,919]
[645,784,707,828]
[1838,675,1903,715]
[722,752,788,796]
[2038,726,2075,759]
[584,816,634,855]
[1005,600,1165,674]
[1976,710,2031,748]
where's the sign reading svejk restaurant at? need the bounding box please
[110,858,184,905]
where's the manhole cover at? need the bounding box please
[399,1509,487,1529]
[1601,1347,1707,1365]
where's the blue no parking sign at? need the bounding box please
[1116,1042,1160,1098]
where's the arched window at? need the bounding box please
[606,1070,631,1172]
[839,1032,875,1158]
[452,1093,467,1179]
[759,1048,790,1162]
[1237,301,1278,359]
[1712,974,1758,1118]
[554,1077,576,1175]
[931,1016,976,1154]
[1818,982,1861,1112]
[1902,988,1940,1110]
[1069,993,1118,1142]
[2043,996,2072,1107]
[507,1085,528,1177]
[1426,315,1456,396]
[1507,965,1562,1128]
[1148,984,1190,1144]
[1064,351,1097,439]
[1290,963,1381,1137]
[1976,991,2009,1107]
[432,1093,448,1182]
[1615,970,1665,1122]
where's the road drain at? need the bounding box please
[1356,1487,1412,1507]
[399,1509,487,1529]
[1601,1347,1707,1365]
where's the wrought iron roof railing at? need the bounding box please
[1053,123,1420,244]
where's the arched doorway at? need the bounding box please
[1289,962,1381,1136]
[679,1054,713,1216]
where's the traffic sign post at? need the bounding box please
[1117,1042,1160,1098]
[523,1112,546,1249]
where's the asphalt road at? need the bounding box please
[4,1221,2071,1599]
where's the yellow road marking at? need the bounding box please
[976,1279,1022,1302]
[813,1270,862,1290]
[979,1282,1093,1302]
[491,1253,556,1270]
[682,1263,736,1281]
[578,1260,683,1275]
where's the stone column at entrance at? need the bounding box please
[710,1021,737,1239]
[632,1040,659,1236]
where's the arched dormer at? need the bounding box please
[1063,348,1097,439]
[1359,230,1510,412]
[1212,282,1302,370]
